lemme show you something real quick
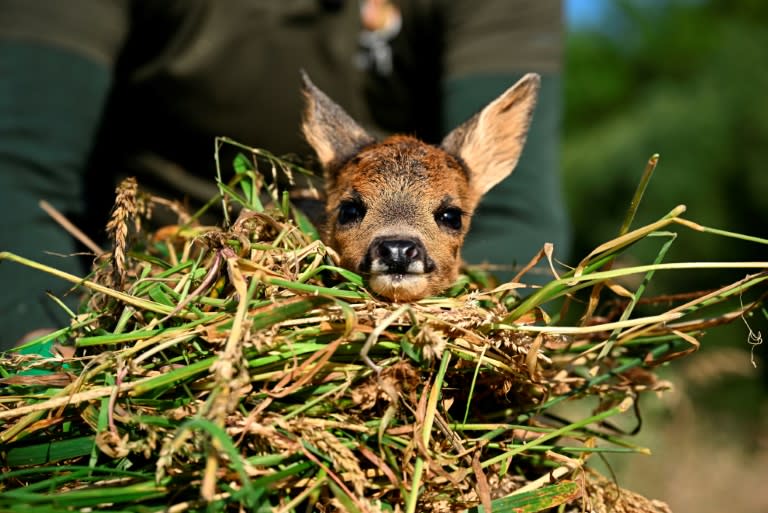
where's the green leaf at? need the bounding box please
[233,152,253,174]
[0,480,166,508]
[466,480,580,513]
[5,436,95,467]
[292,204,321,241]
[250,295,332,331]
[147,284,176,307]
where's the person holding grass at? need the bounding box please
[0,0,568,348]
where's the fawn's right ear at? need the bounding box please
[441,73,540,207]
[301,71,375,176]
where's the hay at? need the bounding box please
[0,141,766,512]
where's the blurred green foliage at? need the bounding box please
[564,0,768,291]
[564,8,766,508]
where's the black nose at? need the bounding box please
[362,237,434,274]
[377,239,422,269]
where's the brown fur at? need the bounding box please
[300,71,540,301]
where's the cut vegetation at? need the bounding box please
[0,140,765,512]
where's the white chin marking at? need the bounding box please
[369,273,430,301]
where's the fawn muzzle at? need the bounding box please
[362,236,437,301]
[364,236,435,275]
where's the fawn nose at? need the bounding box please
[367,237,433,274]
[378,239,420,267]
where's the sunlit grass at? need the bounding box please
[0,141,765,512]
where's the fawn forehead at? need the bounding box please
[332,135,470,204]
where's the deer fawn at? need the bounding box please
[301,72,540,302]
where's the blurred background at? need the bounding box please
[564,1,767,511]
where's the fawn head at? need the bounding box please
[301,72,540,301]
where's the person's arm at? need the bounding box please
[439,0,571,282]
[0,0,129,348]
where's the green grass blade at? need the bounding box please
[466,480,581,513]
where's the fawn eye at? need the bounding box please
[337,199,366,225]
[435,207,463,231]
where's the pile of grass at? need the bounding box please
[1,141,766,512]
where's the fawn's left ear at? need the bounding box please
[441,73,540,205]
[301,71,375,177]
